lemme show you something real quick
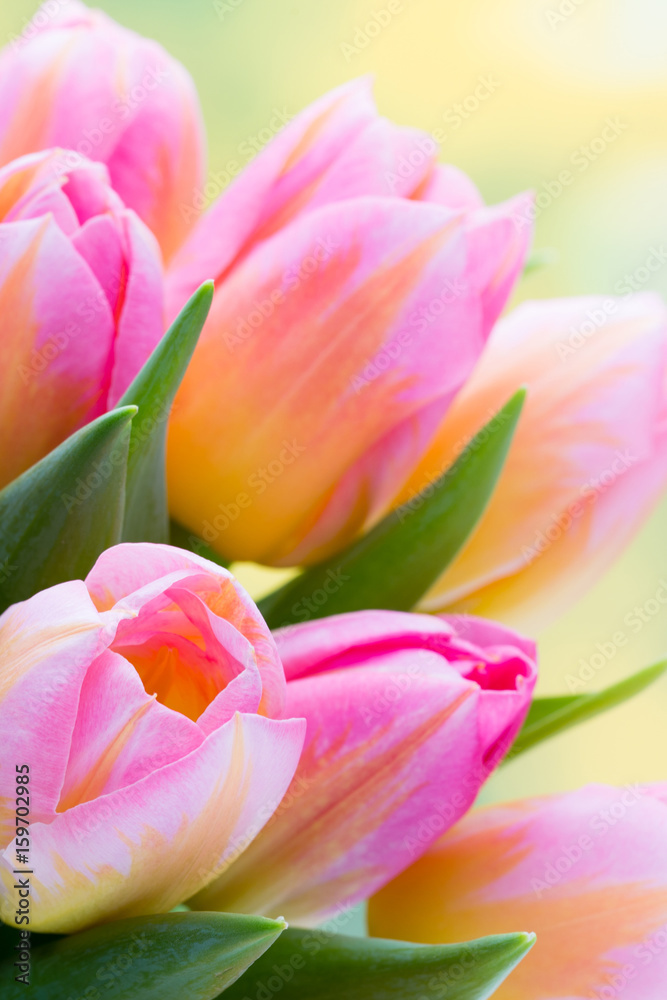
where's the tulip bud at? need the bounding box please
[402,294,667,632]
[0,149,165,487]
[369,784,667,1000]
[0,0,206,261]
[165,80,533,565]
[192,610,536,924]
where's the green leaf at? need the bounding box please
[117,280,214,544]
[0,912,285,1000]
[0,407,136,614]
[508,659,667,759]
[217,927,535,1000]
[259,389,525,628]
[170,519,230,568]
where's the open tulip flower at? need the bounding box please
[0,147,164,488]
[0,544,305,933]
[369,785,667,1000]
[191,611,537,925]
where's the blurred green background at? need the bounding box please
[3,0,667,803]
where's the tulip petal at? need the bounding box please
[107,211,165,406]
[0,713,305,933]
[166,78,378,310]
[191,611,535,924]
[86,543,286,718]
[0,2,206,262]
[416,162,485,211]
[0,216,115,486]
[369,785,667,1000]
[168,193,525,564]
[0,582,114,844]
[71,212,125,315]
[408,294,667,630]
[57,649,204,813]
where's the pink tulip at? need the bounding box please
[190,611,537,925]
[0,543,305,933]
[0,0,205,262]
[398,293,667,632]
[369,784,667,1000]
[0,148,164,488]
[165,79,533,566]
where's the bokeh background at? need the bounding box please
[3,0,667,805]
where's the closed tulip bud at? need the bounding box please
[0,148,164,488]
[0,0,205,261]
[400,294,667,632]
[165,79,533,565]
[191,611,537,924]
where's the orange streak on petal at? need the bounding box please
[57,696,157,813]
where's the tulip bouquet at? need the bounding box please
[1,4,667,999]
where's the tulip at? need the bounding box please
[369,784,667,1000]
[0,148,164,488]
[189,611,537,925]
[0,543,305,933]
[397,293,667,632]
[0,0,205,262]
[165,78,533,566]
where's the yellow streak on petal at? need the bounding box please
[10,716,252,933]
[0,160,44,220]
[56,696,157,813]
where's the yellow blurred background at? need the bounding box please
[2,0,667,802]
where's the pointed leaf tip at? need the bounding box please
[260,389,526,627]
[117,281,214,545]
[0,911,285,1000]
[0,406,137,612]
[217,927,536,999]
